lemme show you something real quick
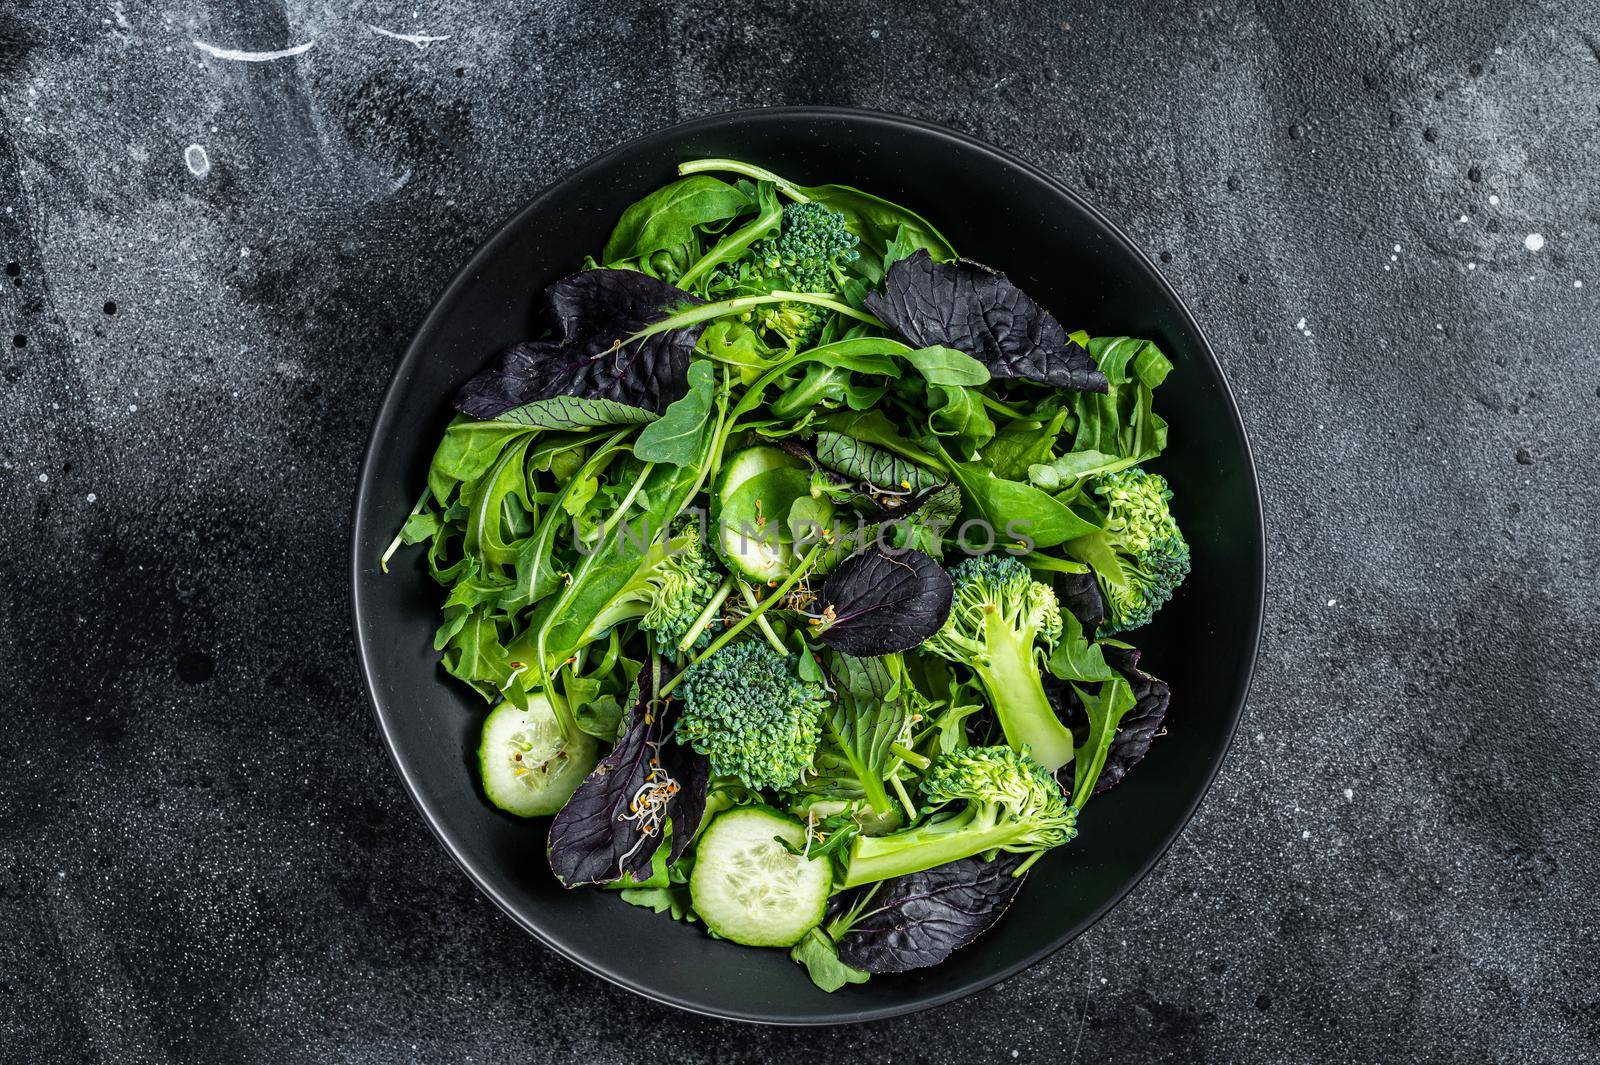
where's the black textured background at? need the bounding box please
[3,1,1597,1062]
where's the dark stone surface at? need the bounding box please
[2,0,1596,1061]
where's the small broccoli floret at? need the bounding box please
[675,640,827,791]
[839,745,1076,887]
[922,555,1074,771]
[582,530,724,655]
[1063,468,1190,634]
[712,202,860,351]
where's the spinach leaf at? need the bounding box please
[454,269,702,418]
[865,251,1108,392]
[548,673,710,887]
[814,410,945,471]
[834,853,1029,974]
[496,395,657,430]
[603,175,750,263]
[633,359,715,465]
[813,547,953,656]
[902,344,990,386]
[792,928,871,992]
[943,455,1099,549]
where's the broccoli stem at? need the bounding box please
[974,612,1077,772]
[677,576,733,653]
[840,808,1026,888]
[677,158,811,202]
[660,544,822,697]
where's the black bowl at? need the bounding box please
[351,107,1264,1024]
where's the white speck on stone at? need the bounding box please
[1010,1053,1019,1060]
[611,80,621,89]
[184,143,211,177]
[1301,830,1312,840]
[1524,232,1545,252]
[1576,280,1584,288]
[1390,254,1398,262]
[240,246,250,258]
[1435,323,1443,330]
[1327,598,1337,606]
[128,403,138,412]
[1468,262,1476,270]
[1393,243,1401,252]
[86,493,97,503]
[1294,317,1306,330]
[38,473,48,483]
[1343,788,1354,800]
[1489,194,1500,206]
[871,28,881,39]
[1458,214,1469,223]
[1384,263,1391,271]
[1255,732,1264,742]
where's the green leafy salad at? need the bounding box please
[384,159,1189,989]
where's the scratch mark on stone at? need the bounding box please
[191,38,315,62]
[1068,940,1094,1065]
[367,24,452,49]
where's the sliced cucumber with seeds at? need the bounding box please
[479,695,597,818]
[689,807,832,947]
[715,446,833,584]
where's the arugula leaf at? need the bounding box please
[1068,675,1137,808]
[1030,336,1174,492]
[454,269,703,418]
[603,175,750,263]
[633,360,715,465]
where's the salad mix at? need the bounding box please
[384,159,1187,989]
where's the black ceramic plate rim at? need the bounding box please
[350,105,1266,1026]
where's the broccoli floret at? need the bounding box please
[1063,469,1190,634]
[838,745,1076,887]
[583,530,724,655]
[922,555,1074,771]
[712,201,859,351]
[675,640,827,791]
[757,201,860,293]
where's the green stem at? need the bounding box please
[678,576,734,653]
[660,544,823,697]
[379,486,432,572]
[626,293,882,348]
[737,579,789,654]
[889,743,931,771]
[678,158,810,202]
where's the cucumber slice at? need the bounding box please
[715,446,833,583]
[478,696,597,818]
[690,807,832,947]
